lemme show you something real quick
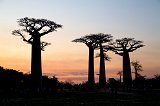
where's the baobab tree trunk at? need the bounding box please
[99,44,106,88]
[31,36,42,91]
[88,47,95,90]
[123,51,132,88]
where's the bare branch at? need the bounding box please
[41,41,51,51]
[131,60,143,72]
[12,30,33,44]
[95,53,111,61]
[40,20,62,36]
[103,45,115,52]
[115,52,123,56]
[110,37,144,55]
[91,33,113,44]
[72,34,99,49]
[128,39,145,52]
[72,37,89,45]
[17,17,62,37]
[12,30,25,38]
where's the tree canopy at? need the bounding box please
[72,34,98,49]
[12,17,62,50]
[110,37,145,56]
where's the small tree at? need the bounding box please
[111,38,144,88]
[72,34,98,90]
[117,71,122,85]
[131,61,143,81]
[12,17,62,91]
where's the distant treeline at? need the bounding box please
[0,66,160,94]
[0,66,58,94]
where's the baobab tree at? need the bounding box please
[12,17,62,91]
[94,33,113,88]
[72,34,99,90]
[96,52,111,89]
[131,61,143,81]
[111,38,144,88]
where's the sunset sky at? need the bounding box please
[0,0,160,83]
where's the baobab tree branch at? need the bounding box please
[110,46,124,51]
[12,30,33,44]
[129,44,144,52]
[111,38,145,53]
[18,17,62,37]
[40,28,52,36]
[18,17,35,30]
[72,38,88,44]
[95,53,111,61]
[40,23,62,36]
[37,23,45,31]
[124,40,129,48]
[109,42,123,50]
[129,45,144,52]
[25,37,33,44]
[115,51,123,56]
[128,40,143,48]
[12,30,25,38]
[23,26,34,35]
[103,45,115,51]
[41,41,51,51]
[72,37,97,48]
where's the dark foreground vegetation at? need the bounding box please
[0,66,160,106]
[1,91,160,106]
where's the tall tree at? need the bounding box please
[131,61,143,81]
[72,34,98,90]
[96,52,111,89]
[12,17,62,91]
[94,33,113,88]
[111,38,144,88]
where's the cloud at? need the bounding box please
[43,71,88,77]
[42,71,100,83]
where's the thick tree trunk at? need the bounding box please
[88,47,95,90]
[31,36,42,91]
[99,44,106,88]
[123,51,132,88]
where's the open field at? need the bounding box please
[0,91,160,106]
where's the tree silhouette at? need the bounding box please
[72,34,98,90]
[94,33,113,88]
[96,49,112,88]
[12,17,62,91]
[111,38,144,88]
[96,52,111,89]
[131,60,143,87]
[96,53,111,61]
[117,71,122,85]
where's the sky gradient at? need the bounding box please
[0,0,160,83]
